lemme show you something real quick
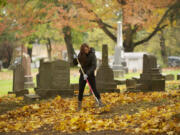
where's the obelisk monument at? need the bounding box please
[112,21,127,77]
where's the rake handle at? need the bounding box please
[74,54,99,104]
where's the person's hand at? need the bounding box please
[83,74,88,80]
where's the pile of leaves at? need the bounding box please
[0,90,179,134]
[0,95,23,104]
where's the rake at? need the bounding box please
[74,53,99,104]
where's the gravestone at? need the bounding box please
[112,21,128,77]
[177,73,180,80]
[22,46,34,89]
[11,63,28,96]
[126,79,137,90]
[114,79,126,85]
[35,59,74,97]
[9,46,34,96]
[9,47,25,96]
[96,44,119,93]
[126,54,165,92]
[138,54,165,91]
[24,94,40,101]
[163,74,175,81]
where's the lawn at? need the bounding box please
[0,80,12,96]
[0,68,180,97]
[0,68,80,97]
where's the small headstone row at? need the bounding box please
[163,73,180,81]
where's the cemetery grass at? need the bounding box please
[0,68,80,96]
[0,67,180,96]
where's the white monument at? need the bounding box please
[112,21,128,77]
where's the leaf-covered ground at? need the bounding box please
[0,81,180,135]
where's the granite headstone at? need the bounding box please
[35,59,74,97]
[22,46,34,89]
[177,73,180,80]
[96,44,119,93]
[126,54,165,92]
[138,54,165,91]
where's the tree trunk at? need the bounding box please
[123,25,135,52]
[124,43,134,52]
[27,47,32,62]
[159,30,167,64]
[0,41,13,68]
[46,38,52,61]
[63,26,75,67]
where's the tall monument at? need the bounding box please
[112,21,127,77]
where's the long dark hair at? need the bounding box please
[80,43,90,55]
[78,43,90,66]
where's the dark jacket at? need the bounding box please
[73,48,97,76]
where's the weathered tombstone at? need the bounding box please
[177,73,180,80]
[24,94,40,101]
[96,44,119,93]
[163,74,175,81]
[112,21,128,77]
[35,59,74,97]
[11,63,28,96]
[22,46,34,89]
[9,45,34,96]
[126,79,136,90]
[9,47,24,96]
[137,54,165,91]
[115,79,126,85]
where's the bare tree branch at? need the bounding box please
[134,25,167,46]
[134,3,177,46]
[74,2,117,42]
[90,20,116,30]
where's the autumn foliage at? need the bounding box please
[0,0,179,52]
